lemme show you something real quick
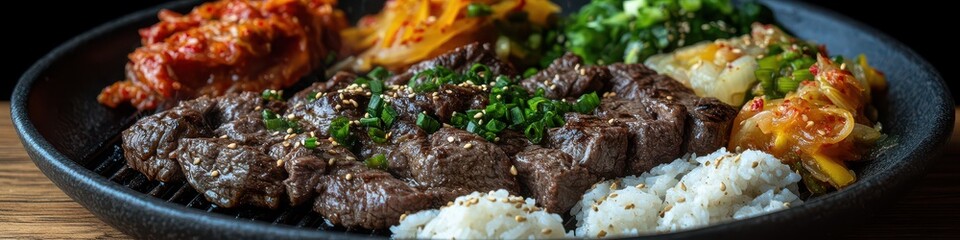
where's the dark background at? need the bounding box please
[3,1,952,103]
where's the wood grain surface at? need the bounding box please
[1,102,958,239]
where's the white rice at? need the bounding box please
[390,189,569,239]
[572,148,803,238]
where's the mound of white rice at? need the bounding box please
[391,189,568,239]
[572,148,803,238]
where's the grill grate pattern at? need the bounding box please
[82,136,383,235]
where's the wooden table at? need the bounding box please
[1,102,958,239]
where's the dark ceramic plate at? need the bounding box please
[12,0,953,239]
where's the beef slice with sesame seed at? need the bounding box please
[521,53,611,99]
[313,159,433,229]
[595,97,686,174]
[175,138,286,209]
[606,63,737,156]
[513,146,599,214]
[394,127,520,204]
[387,42,516,86]
[545,114,630,178]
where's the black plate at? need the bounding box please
[12,0,953,239]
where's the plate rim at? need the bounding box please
[11,0,953,238]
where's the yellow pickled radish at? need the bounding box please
[811,154,855,188]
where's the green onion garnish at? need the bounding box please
[261,89,282,101]
[364,154,388,170]
[466,3,492,18]
[329,117,353,147]
[381,104,397,127]
[368,128,388,143]
[303,137,318,149]
[416,113,441,133]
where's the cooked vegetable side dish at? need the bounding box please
[99,0,890,238]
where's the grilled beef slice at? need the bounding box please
[596,97,687,173]
[395,127,521,203]
[123,92,265,182]
[513,146,599,214]
[387,42,516,86]
[313,159,433,229]
[521,53,610,99]
[175,138,287,209]
[606,63,738,156]
[546,114,630,178]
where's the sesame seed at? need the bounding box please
[515,203,523,209]
[192,157,200,164]
[350,100,359,108]
[548,85,556,90]
[510,165,518,176]
[473,112,483,119]
[345,173,353,180]
[677,197,686,203]
[286,128,294,134]
[399,213,408,221]
[542,228,552,235]
[211,170,220,177]
[680,182,687,191]
[784,202,792,207]
[515,216,527,222]
[597,230,607,238]
[721,182,727,191]
[607,118,615,124]
[580,69,586,75]
[219,134,228,139]
[328,158,336,165]
[276,160,285,167]
[807,121,814,127]
[496,95,502,99]
[445,90,453,94]
[636,183,646,189]
[463,143,473,149]
[447,136,455,142]
[592,205,599,212]
[227,143,238,149]
[407,93,416,98]
[487,196,496,202]
[335,104,342,110]
[752,161,759,168]
[282,141,290,147]
[610,193,619,198]
[286,114,296,119]
[254,106,262,111]
[625,203,635,209]
[314,92,323,99]
[346,156,356,161]
[338,93,344,99]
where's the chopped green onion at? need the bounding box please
[792,69,814,82]
[509,107,526,125]
[416,113,441,133]
[466,3,492,17]
[368,128,388,143]
[359,117,381,128]
[261,89,282,101]
[524,121,545,144]
[573,92,600,114]
[367,94,383,117]
[303,137,318,149]
[368,67,390,81]
[264,119,287,130]
[381,104,397,127]
[364,154,388,170]
[451,112,470,128]
[485,103,507,119]
[776,77,800,94]
[369,79,384,95]
[466,121,483,134]
[262,109,278,120]
[329,117,353,147]
[485,119,507,133]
